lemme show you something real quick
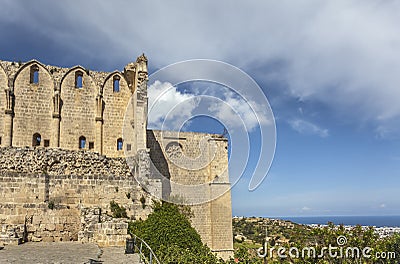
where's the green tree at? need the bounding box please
[129,201,223,263]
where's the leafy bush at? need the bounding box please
[129,201,223,263]
[109,200,127,218]
[48,200,55,210]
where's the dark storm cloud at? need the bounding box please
[1,0,400,135]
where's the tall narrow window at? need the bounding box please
[32,133,41,147]
[113,76,120,92]
[79,136,86,149]
[117,138,123,151]
[30,65,39,84]
[75,71,83,88]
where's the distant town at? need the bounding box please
[233,216,400,239]
[307,224,400,238]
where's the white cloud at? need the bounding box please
[148,81,270,132]
[374,125,400,139]
[147,81,197,130]
[289,119,329,138]
[208,91,270,132]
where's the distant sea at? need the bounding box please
[276,216,400,227]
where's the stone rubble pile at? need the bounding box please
[0,147,133,177]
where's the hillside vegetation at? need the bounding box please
[231,217,400,264]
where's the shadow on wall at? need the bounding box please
[146,130,171,200]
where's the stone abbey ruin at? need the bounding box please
[0,54,233,259]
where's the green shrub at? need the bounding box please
[48,200,55,210]
[129,201,223,263]
[109,200,127,218]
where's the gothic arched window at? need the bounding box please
[117,138,123,151]
[113,76,120,92]
[75,71,83,88]
[30,65,39,84]
[32,133,41,147]
[79,136,86,149]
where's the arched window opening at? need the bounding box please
[32,133,41,147]
[113,76,120,92]
[30,65,39,84]
[117,138,123,151]
[75,71,83,88]
[79,136,86,149]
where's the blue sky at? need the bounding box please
[1,0,399,216]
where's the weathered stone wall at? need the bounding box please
[0,66,6,141]
[60,67,97,151]
[0,57,147,157]
[79,207,129,247]
[147,130,234,259]
[102,72,131,157]
[0,147,156,244]
[12,63,53,148]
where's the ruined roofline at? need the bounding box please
[0,54,148,89]
[0,59,125,94]
[0,59,120,77]
[147,129,229,141]
[0,55,148,75]
[0,53,148,75]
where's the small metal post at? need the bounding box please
[125,237,135,254]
